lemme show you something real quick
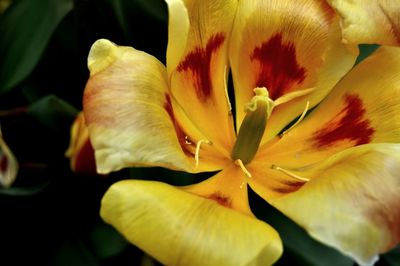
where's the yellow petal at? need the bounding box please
[229,0,358,141]
[167,0,237,154]
[0,132,18,187]
[65,112,97,175]
[101,179,282,266]
[165,0,189,76]
[327,0,400,46]
[266,144,400,266]
[257,46,400,169]
[183,164,252,216]
[83,39,226,174]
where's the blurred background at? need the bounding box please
[0,0,399,265]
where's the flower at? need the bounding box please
[65,112,97,175]
[0,128,18,187]
[83,0,400,265]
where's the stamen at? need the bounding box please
[271,165,310,182]
[235,159,252,178]
[274,88,315,106]
[184,136,192,145]
[223,66,232,114]
[281,101,310,136]
[195,139,212,168]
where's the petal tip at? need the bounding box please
[88,39,117,75]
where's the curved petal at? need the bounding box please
[183,164,252,216]
[101,179,283,266]
[65,112,97,175]
[264,144,400,266]
[229,0,358,141]
[167,0,237,154]
[256,46,400,169]
[0,133,18,187]
[83,39,227,174]
[327,0,400,46]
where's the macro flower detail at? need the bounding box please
[65,112,97,175]
[83,0,400,265]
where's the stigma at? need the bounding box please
[231,87,272,164]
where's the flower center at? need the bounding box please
[231,87,273,164]
[231,87,313,165]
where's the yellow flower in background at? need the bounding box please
[66,112,97,175]
[0,128,18,187]
[82,0,400,265]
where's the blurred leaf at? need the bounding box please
[355,44,380,65]
[52,237,98,266]
[134,0,167,22]
[382,245,400,266]
[250,191,353,266]
[108,0,167,39]
[0,181,49,196]
[90,223,128,260]
[0,0,73,94]
[27,94,78,131]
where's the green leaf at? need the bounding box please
[27,94,78,131]
[134,0,167,22]
[0,0,73,94]
[0,181,49,196]
[52,237,99,266]
[89,223,128,260]
[250,191,353,266]
[108,0,167,38]
[382,245,400,266]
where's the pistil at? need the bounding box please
[231,87,273,164]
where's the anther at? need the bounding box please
[184,136,192,145]
[195,139,212,168]
[271,165,310,182]
[281,101,310,136]
[235,159,252,178]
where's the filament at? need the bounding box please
[281,101,310,136]
[271,165,310,182]
[195,139,212,168]
[235,159,252,178]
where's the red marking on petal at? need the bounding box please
[0,155,8,173]
[164,94,195,156]
[368,197,400,249]
[177,33,225,101]
[378,4,400,43]
[251,34,307,100]
[273,181,305,194]
[318,1,336,23]
[74,139,97,175]
[208,192,232,208]
[312,94,375,148]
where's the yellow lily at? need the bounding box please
[83,0,400,265]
